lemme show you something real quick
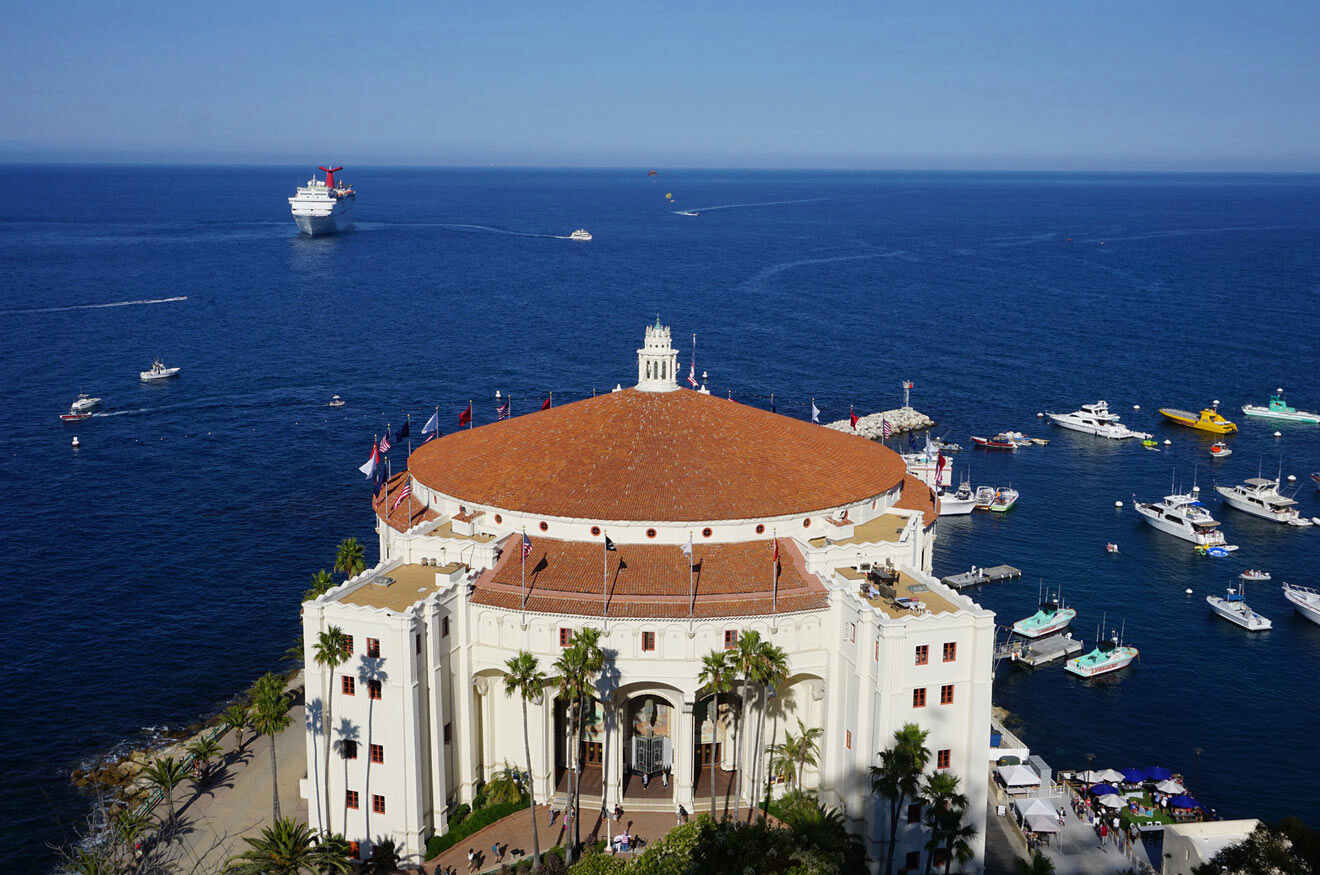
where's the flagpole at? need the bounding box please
[521,527,527,615]
[688,531,695,636]
[601,530,608,630]
[772,528,778,616]
[406,414,414,527]
[469,400,473,429]
[372,433,379,516]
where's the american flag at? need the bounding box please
[379,432,392,453]
[497,401,510,421]
[390,482,412,512]
[521,533,533,559]
[882,419,893,439]
[687,363,698,388]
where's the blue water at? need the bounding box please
[3,167,1319,867]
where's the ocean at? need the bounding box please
[2,166,1318,868]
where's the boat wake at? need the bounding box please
[740,250,908,290]
[435,223,562,239]
[678,198,825,213]
[2,295,188,315]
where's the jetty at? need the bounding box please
[942,564,1022,589]
[996,632,1084,667]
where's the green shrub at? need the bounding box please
[424,798,528,860]
[450,803,471,828]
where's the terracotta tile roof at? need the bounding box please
[408,389,905,522]
[470,535,828,619]
[375,473,439,532]
[892,474,938,526]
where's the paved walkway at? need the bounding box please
[424,803,682,874]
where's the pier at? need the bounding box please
[996,632,1084,667]
[942,564,1022,589]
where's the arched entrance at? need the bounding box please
[692,692,741,811]
[555,694,605,798]
[621,694,675,800]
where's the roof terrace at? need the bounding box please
[335,562,463,613]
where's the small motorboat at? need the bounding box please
[1240,569,1271,581]
[1207,583,1272,631]
[675,210,700,217]
[936,480,977,516]
[1013,587,1076,638]
[70,393,101,413]
[1209,441,1232,459]
[971,433,1018,450]
[568,229,592,241]
[1065,631,1138,678]
[1106,543,1119,553]
[989,487,1019,512]
[60,407,92,422]
[1141,439,1160,451]
[1241,389,1320,424]
[140,359,181,382]
[71,436,80,448]
[328,395,346,408]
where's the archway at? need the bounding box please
[692,691,742,811]
[554,694,605,798]
[621,693,676,800]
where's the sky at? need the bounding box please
[3,0,1319,169]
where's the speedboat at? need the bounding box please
[971,433,1017,450]
[675,210,700,217]
[1215,476,1313,527]
[140,359,181,382]
[1240,569,1270,581]
[1241,389,1320,424]
[988,487,1019,512]
[936,480,977,516]
[60,409,92,423]
[1207,583,1272,631]
[1209,441,1232,459]
[1065,630,1138,678]
[1047,401,1144,439]
[1282,583,1320,626]
[70,393,101,413]
[1141,439,1160,451]
[569,229,593,241]
[973,486,995,510]
[328,395,346,408]
[1013,588,1076,638]
[1159,403,1237,434]
[1133,491,1237,550]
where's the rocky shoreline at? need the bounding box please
[824,406,935,440]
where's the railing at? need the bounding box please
[130,724,232,820]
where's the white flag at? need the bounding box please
[358,441,379,479]
[811,400,820,423]
[422,409,439,435]
[680,537,693,559]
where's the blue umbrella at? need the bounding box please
[1169,795,1201,809]
[1089,783,1119,796]
[1121,768,1148,784]
[1146,766,1174,781]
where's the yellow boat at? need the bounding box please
[1159,405,1238,434]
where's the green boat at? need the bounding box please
[1241,389,1320,424]
[1012,592,1076,638]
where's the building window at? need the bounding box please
[845,730,852,750]
[494,513,502,524]
[937,749,951,769]
[755,524,765,534]
[904,851,920,871]
[559,628,572,647]
[914,645,929,666]
[591,526,601,536]
[342,740,358,759]
[349,841,360,858]
[366,638,380,658]
[907,802,922,824]
[342,635,354,656]
[702,527,712,538]
[802,518,811,527]
[539,521,549,532]
[943,642,957,662]
[442,616,450,637]
[646,528,657,538]
[346,790,360,809]
[444,723,452,744]
[368,679,382,700]
[940,684,954,705]
[724,629,739,650]
[370,744,384,764]
[342,676,356,696]
[372,794,386,814]
[912,688,926,708]
[641,631,656,652]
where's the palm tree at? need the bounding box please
[729,630,762,821]
[1014,851,1056,875]
[113,806,153,859]
[141,755,189,835]
[188,734,223,785]
[362,836,401,873]
[251,672,292,821]
[697,649,735,818]
[769,739,799,791]
[334,538,366,579]
[221,703,251,750]
[872,722,931,875]
[567,627,603,855]
[223,817,353,874]
[788,717,822,791]
[921,773,974,875]
[553,643,589,863]
[313,625,350,835]
[504,651,547,873]
[739,637,788,822]
[304,569,336,601]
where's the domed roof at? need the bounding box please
[408,388,906,522]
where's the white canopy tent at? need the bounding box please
[1097,794,1126,809]
[1076,769,1105,783]
[1098,768,1126,783]
[1026,814,1062,833]
[1156,779,1186,794]
[997,764,1042,788]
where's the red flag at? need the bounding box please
[772,539,779,562]
[936,451,946,480]
[458,402,472,427]
[849,405,859,430]
[541,395,551,410]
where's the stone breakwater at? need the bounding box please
[825,407,934,439]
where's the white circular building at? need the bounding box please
[302,322,994,871]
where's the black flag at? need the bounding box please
[604,536,617,551]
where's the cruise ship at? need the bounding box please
[1047,400,1145,439]
[289,165,355,236]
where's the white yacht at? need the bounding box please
[568,229,592,241]
[1215,477,1313,527]
[140,359,181,382]
[937,481,977,516]
[902,444,952,488]
[1133,492,1237,550]
[1207,584,1272,631]
[1047,401,1146,439]
[69,393,101,413]
[328,395,346,408]
[1282,583,1320,626]
[289,165,355,236]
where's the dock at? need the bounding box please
[996,632,1085,667]
[942,564,1022,589]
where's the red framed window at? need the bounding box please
[342,675,355,696]
[368,679,382,700]
[937,749,951,769]
[366,638,380,658]
[845,730,852,750]
[724,629,739,650]
[442,616,450,637]
[912,688,926,708]
[942,642,957,663]
[342,635,354,656]
[907,802,922,824]
[641,631,655,652]
[342,740,358,759]
[443,723,452,744]
[349,841,360,858]
[370,744,384,764]
[559,628,571,647]
[346,789,360,809]
[940,684,954,705]
[914,644,929,666]
[372,794,386,814]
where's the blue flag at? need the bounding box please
[422,410,439,435]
